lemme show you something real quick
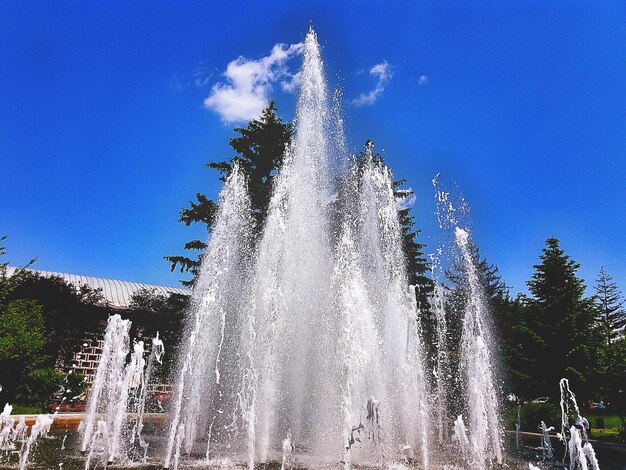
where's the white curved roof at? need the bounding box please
[7,267,189,309]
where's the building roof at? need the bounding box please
[7,267,190,309]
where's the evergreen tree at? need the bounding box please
[166,101,292,286]
[593,267,626,347]
[500,295,536,393]
[394,180,434,309]
[523,237,600,398]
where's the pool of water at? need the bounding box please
[0,430,525,470]
[2,430,623,470]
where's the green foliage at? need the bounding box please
[10,404,41,415]
[127,288,190,379]
[25,367,65,408]
[520,238,602,399]
[166,101,292,286]
[6,271,109,368]
[504,403,562,432]
[62,371,87,402]
[593,267,626,347]
[600,336,626,426]
[0,299,47,362]
[0,299,64,409]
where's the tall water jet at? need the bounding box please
[163,163,254,468]
[430,257,450,446]
[164,28,434,468]
[131,333,165,461]
[81,314,160,467]
[559,378,600,470]
[353,148,430,467]
[80,314,131,459]
[245,26,338,464]
[455,227,503,468]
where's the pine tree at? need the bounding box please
[524,237,600,398]
[165,101,292,286]
[394,181,434,310]
[593,267,626,347]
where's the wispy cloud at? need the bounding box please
[169,73,183,91]
[204,42,304,123]
[193,61,214,88]
[280,70,301,93]
[418,75,428,86]
[352,60,393,106]
[396,188,416,211]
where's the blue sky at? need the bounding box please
[1,1,625,295]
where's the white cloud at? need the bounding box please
[204,42,304,123]
[418,75,428,86]
[396,188,416,211]
[352,60,393,106]
[280,71,301,93]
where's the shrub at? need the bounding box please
[505,402,562,432]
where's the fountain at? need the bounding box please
[455,227,504,468]
[158,26,506,470]
[430,257,450,447]
[80,314,165,467]
[0,403,54,469]
[558,378,600,470]
[538,421,554,462]
[4,27,514,470]
[164,28,432,469]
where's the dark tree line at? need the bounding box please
[445,235,626,428]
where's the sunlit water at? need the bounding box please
[0,28,523,470]
[165,28,432,469]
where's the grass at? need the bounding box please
[587,413,623,430]
[587,413,625,442]
[10,404,42,414]
[505,404,625,443]
[591,428,621,440]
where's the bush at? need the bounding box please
[23,368,64,409]
[0,299,64,410]
[505,402,562,432]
